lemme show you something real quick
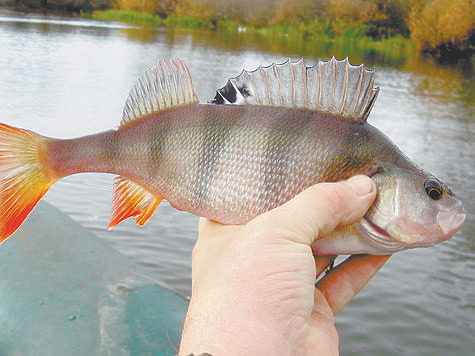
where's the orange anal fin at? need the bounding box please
[107,177,162,230]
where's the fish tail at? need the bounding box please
[0,123,56,243]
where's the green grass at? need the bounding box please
[89,9,164,27]
[85,10,414,64]
[165,15,215,29]
[88,10,245,31]
[250,20,414,64]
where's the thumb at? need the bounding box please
[249,175,377,246]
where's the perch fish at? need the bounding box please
[0,58,465,254]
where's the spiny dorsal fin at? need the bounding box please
[121,59,198,126]
[108,177,162,230]
[211,57,379,123]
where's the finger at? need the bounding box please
[250,175,377,245]
[315,254,390,315]
[315,255,337,277]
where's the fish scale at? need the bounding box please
[0,58,465,255]
[88,105,386,224]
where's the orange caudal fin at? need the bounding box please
[0,123,55,243]
[108,177,162,230]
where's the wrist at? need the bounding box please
[179,289,295,355]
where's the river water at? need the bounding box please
[0,9,473,355]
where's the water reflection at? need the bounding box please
[402,55,474,112]
[120,27,162,42]
[0,9,474,355]
[114,24,474,114]
[118,25,412,68]
[0,9,138,30]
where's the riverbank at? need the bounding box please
[2,1,471,63]
[88,9,414,65]
[0,0,108,13]
[0,11,473,355]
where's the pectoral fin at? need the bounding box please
[108,177,162,230]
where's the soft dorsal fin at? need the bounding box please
[211,57,379,123]
[121,59,198,126]
[108,177,163,230]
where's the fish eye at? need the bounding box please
[424,179,443,200]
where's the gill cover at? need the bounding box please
[362,167,465,251]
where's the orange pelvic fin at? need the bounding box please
[108,177,162,230]
[0,123,55,243]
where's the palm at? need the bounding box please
[180,177,389,355]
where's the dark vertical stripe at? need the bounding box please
[99,130,120,165]
[146,115,166,181]
[262,108,315,207]
[115,110,171,188]
[192,105,239,208]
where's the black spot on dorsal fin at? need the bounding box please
[211,92,225,104]
[238,84,251,98]
[211,80,237,104]
[211,57,379,123]
[220,80,238,103]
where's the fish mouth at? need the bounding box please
[437,200,466,239]
[357,218,407,252]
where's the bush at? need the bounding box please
[408,0,474,59]
[273,0,328,26]
[365,0,410,39]
[114,0,176,17]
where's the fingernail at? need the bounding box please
[346,175,375,196]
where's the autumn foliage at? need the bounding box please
[408,0,474,59]
[112,0,177,17]
[106,0,474,59]
[4,0,473,59]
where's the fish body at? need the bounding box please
[0,58,465,254]
[45,104,406,223]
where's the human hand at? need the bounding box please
[179,175,390,356]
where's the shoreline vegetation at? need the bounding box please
[2,1,473,63]
[89,8,415,66]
